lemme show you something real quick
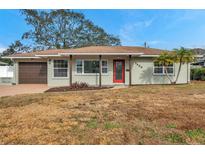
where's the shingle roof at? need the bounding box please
[6,46,167,58]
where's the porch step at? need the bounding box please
[112,85,128,89]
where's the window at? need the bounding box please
[53,60,68,77]
[76,59,108,74]
[84,60,99,73]
[153,62,163,74]
[153,62,174,75]
[76,60,83,74]
[165,63,174,74]
[102,60,108,73]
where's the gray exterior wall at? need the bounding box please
[47,58,69,86]
[13,56,190,86]
[131,57,190,84]
[13,61,18,84]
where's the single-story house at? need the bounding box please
[3,46,190,87]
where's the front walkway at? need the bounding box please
[0,84,49,97]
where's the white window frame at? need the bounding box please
[53,59,69,78]
[75,59,108,75]
[153,62,175,76]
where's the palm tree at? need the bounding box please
[155,51,176,84]
[173,47,195,84]
[155,47,195,84]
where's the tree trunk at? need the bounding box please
[174,59,182,84]
[164,66,174,84]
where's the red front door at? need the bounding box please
[113,60,125,83]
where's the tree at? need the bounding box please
[173,47,195,83]
[0,40,31,65]
[21,9,121,50]
[155,47,195,84]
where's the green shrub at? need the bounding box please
[191,68,205,80]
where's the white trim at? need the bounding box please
[153,62,175,76]
[140,55,159,57]
[59,52,144,56]
[2,57,40,59]
[75,59,109,75]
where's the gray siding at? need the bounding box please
[131,57,190,84]
[72,55,129,86]
[47,58,69,86]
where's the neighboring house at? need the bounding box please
[0,61,13,85]
[191,48,205,68]
[191,55,205,68]
[0,61,8,66]
[3,46,190,86]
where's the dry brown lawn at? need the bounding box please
[0,82,205,144]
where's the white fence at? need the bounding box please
[0,66,14,77]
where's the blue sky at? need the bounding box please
[1,9,205,52]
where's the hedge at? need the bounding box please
[191,68,205,80]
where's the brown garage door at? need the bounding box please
[19,62,47,84]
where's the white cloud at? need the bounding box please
[119,18,155,44]
[0,44,7,53]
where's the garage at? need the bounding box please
[19,62,47,84]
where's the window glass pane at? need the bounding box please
[76,60,82,66]
[116,61,123,80]
[154,67,163,74]
[167,63,173,67]
[54,60,68,68]
[102,68,108,73]
[54,69,67,77]
[77,67,82,73]
[154,62,163,67]
[76,60,83,74]
[166,67,174,74]
[102,60,107,67]
[102,60,108,73]
[84,61,99,73]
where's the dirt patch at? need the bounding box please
[0,82,205,144]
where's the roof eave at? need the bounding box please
[140,55,159,57]
[1,56,41,59]
[58,52,144,56]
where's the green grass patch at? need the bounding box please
[165,133,185,144]
[104,121,121,129]
[86,119,98,129]
[185,128,205,139]
[166,123,177,129]
[148,128,158,138]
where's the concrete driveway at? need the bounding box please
[0,84,49,97]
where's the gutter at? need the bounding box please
[1,56,41,59]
